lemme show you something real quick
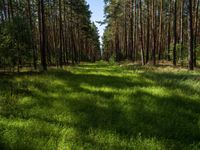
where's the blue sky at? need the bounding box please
[86,0,105,42]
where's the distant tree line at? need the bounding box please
[102,0,199,70]
[0,0,101,71]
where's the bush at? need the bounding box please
[109,55,116,65]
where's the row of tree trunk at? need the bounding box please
[103,0,199,70]
[0,0,101,71]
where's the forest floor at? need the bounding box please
[0,61,200,150]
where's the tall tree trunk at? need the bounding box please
[2,0,7,20]
[158,0,163,60]
[59,0,63,67]
[133,0,137,61]
[194,0,199,67]
[27,0,37,70]
[152,0,156,65]
[63,2,68,65]
[129,0,134,60]
[139,0,145,65]
[40,0,47,70]
[115,24,120,62]
[167,0,172,61]
[188,0,194,70]
[124,5,127,59]
[180,0,184,66]
[173,0,177,66]
[8,0,14,20]
[146,0,150,63]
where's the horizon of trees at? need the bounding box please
[102,0,200,70]
[0,0,101,71]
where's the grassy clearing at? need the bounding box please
[0,61,200,150]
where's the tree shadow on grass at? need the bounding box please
[52,70,150,89]
[34,86,200,149]
[0,66,200,149]
[59,89,200,149]
[129,90,200,140]
[34,70,200,148]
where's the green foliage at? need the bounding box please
[0,0,101,69]
[95,60,108,66]
[169,43,188,61]
[90,22,101,53]
[0,63,200,149]
[0,17,32,68]
[108,55,116,65]
[196,45,200,61]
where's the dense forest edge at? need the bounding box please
[102,0,200,71]
[0,0,101,72]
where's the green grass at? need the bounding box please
[0,61,200,150]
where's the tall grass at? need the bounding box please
[0,62,200,149]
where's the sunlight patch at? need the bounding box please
[141,86,171,97]
[18,97,33,105]
[80,83,114,93]
[57,128,79,150]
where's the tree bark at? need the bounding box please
[188,0,194,70]
[59,0,63,67]
[180,0,184,66]
[194,0,199,67]
[146,0,150,63]
[173,0,177,66]
[139,0,145,65]
[152,0,156,65]
[40,0,47,70]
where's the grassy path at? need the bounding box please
[0,62,200,149]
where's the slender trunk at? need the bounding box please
[8,0,14,20]
[59,0,63,67]
[188,0,194,70]
[129,0,134,60]
[115,24,120,62]
[180,0,184,66]
[146,0,150,63]
[167,0,172,61]
[158,0,163,60]
[124,5,127,59]
[173,0,177,66]
[2,0,7,20]
[40,0,47,70]
[27,0,37,69]
[139,0,145,65]
[133,0,137,61]
[152,0,156,65]
[194,0,199,67]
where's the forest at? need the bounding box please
[103,0,199,70]
[0,0,100,71]
[0,0,200,149]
